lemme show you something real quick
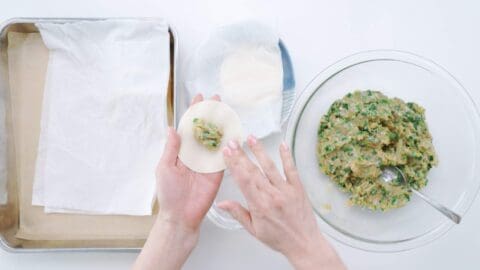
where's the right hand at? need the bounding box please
[218,136,345,270]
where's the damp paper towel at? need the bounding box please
[185,22,283,139]
[32,19,170,215]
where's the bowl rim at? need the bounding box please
[284,49,480,252]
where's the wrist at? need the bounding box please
[154,216,200,251]
[285,231,344,270]
[133,216,199,270]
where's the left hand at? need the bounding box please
[133,94,224,270]
[155,94,224,234]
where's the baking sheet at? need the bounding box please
[0,19,177,250]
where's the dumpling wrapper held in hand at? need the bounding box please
[177,100,243,173]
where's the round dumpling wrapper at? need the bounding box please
[177,100,243,173]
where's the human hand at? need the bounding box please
[218,136,345,270]
[134,94,224,270]
[155,94,224,234]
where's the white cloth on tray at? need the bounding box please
[32,19,170,215]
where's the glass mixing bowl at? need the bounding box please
[284,50,480,252]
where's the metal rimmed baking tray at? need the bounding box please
[0,17,178,252]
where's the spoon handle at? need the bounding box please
[411,189,462,224]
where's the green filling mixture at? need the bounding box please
[193,118,223,151]
[316,90,438,211]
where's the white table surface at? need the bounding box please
[1,0,480,269]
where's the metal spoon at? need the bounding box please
[380,166,461,224]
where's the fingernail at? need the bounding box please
[228,140,238,150]
[217,202,228,210]
[280,141,289,151]
[223,147,232,157]
[191,93,203,104]
[247,135,257,146]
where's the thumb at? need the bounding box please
[217,200,254,235]
[160,127,181,166]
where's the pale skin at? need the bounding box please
[133,94,345,270]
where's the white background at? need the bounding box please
[1,0,480,269]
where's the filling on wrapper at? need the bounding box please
[316,90,438,211]
[193,118,223,151]
[177,100,243,173]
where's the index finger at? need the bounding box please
[223,141,266,202]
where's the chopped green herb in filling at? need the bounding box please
[316,90,438,211]
[193,118,223,151]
